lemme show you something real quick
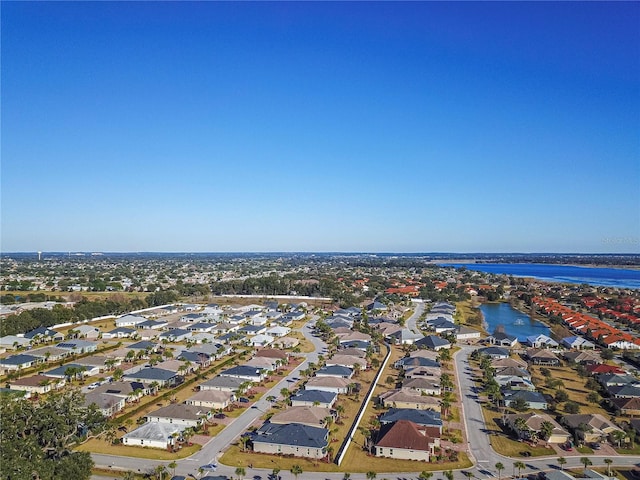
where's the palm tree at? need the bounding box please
[343,473,351,480]
[366,472,377,480]
[557,457,567,471]
[580,457,592,473]
[325,445,334,463]
[154,464,167,480]
[235,467,246,480]
[240,435,250,452]
[168,461,177,478]
[419,471,433,480]
[612,429,627,447]
[335,404,345,421]
[271,467,281,480]
[514,461,526,478]
[495,462,504,480]
[290,464,303,480]
[444,471,454,480]
[604,458,613,477]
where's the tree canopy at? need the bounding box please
[0,389,108,480]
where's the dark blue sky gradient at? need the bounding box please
[2,2,639,252]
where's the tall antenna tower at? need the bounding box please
[37,251,42,261]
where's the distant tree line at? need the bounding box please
[0,292,180,336]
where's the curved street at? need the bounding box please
[93,309,640,480]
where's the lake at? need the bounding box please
[440,263,640,289]
[480,302,551,341]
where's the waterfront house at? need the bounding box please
[476,347,510,359]
[455,325,482,341]
[487,332,519,348]
[524,334,558,349]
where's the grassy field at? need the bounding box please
[528,364,609,416]
[455,300,483,330]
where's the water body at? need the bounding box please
[480,302,551,341]
[441,263,640,289]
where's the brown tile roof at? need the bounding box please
[375,420,435,451]
[270,406,331,427]
[255,348,288,360]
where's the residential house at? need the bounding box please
[249,334,275,347]
[0,335,31,350]
[123,367,181,388]
[122,422,182,449]
[503,390,548,410]
[379,408,443,433]
[265,326,291,337]
[8,374,65,395]
[27,346,69,363]
[199,376,246,393]
[252,422,328,458]
[563,351,602,366]
[502,413,571,444]
[562,336,595,350]
[103,327,136,339]
[401,377,441,396]
[455,325,482,341]
[115,314,148,328]
[273,336,299,349]
[56,340,98,354]
[23,327,64,343]
[389,329,423,345]
[487,332,519,348]
[415,335,451,351]
[378,388,440,411]
[269,406,332,428]
[315,365,354,379]
[158,329,192,343]
[239,325,267,336]
[525,349,561,366]
[92,380,155,402]
[74,325,101,339]
[524,334,559,349]
[304,376,352,394]
[186,390,235,410]
[218,365,266,383]
[562,414,624,444]
[83,392,126,417]
[326,355,367,370]
[147,403,210,427]
[477,347,510,359]
[290,390,337,409]
[374,420,440,461]
[255,348,288,362]
[611,397,640,416]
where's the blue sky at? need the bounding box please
[2,2,639,253]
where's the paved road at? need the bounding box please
[92,310,640,479]
[407,299,425,333]
[92,315,326,478]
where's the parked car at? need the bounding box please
[239,397,250,403]
[214,413,226,419]
[590,442,601,450]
